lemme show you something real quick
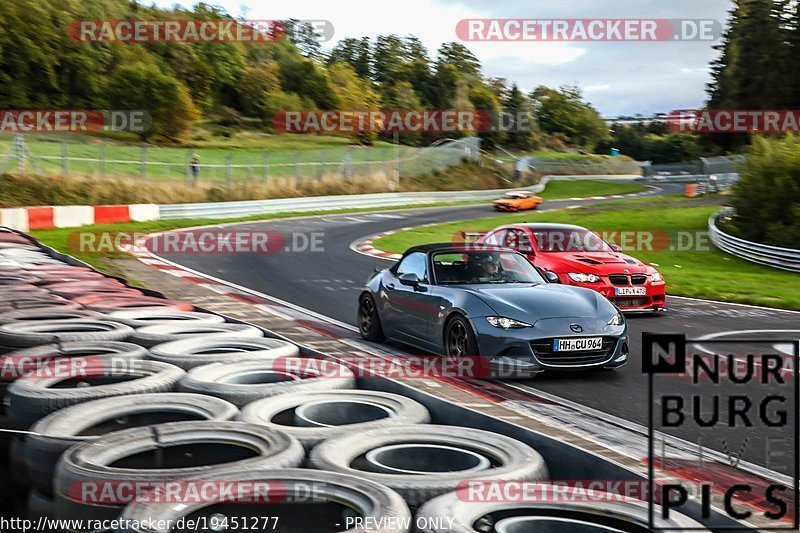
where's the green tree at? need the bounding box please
[105,62,199,140]
[469,85,503,149]
[502,84,532,149]
[733,135,800,247]
[531,85,609,150]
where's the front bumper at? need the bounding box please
[493,203,518,211]
[562,279,667,312]
[472,317,629,378]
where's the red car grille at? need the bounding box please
[608,274,647,286]
[608,274,629,286]
[611,296,650,308]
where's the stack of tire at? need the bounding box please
[0,228,706,532]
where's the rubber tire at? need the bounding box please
[10,436,28,485]
[414,489,708,532]
[25,393,240,496]
[148,337,300,370]
[358,293,385,342]
[310,424,549,507]
[0,319,134,349]
[178,358,356,407]
[444,314,479,360]
[129,322,263,348]
[5,360,185,425]
[53,421,304,525]
[83,297,194,313]
[106,310,225,328]
[0,300,83,313]
[118,469,411,533]
[0,309,103,325]
[27,490,56,521]
[241,390,431,450]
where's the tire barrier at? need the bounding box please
[118,469,412,533]
[0,228,726,531]
[241,390,431,450]
[106,310,226,328]
[414,489,708,532]
[310,425,549,507]
[5,360,185,425]
[53,421,304,524]
[129,322,263,348]
[179,358,356,407]
[25,393,239,495]
[148,337,299,370]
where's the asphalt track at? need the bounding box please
[152,183,799,473]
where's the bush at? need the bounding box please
[732,136,800,248]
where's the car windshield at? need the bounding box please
[504,192,527,198]
[432,251,545,285]
[531,228,614,253]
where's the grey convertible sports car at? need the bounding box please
[357,244,629,377]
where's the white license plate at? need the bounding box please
[615,287,646,296]
[554,337,603,352]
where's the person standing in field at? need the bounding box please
[190,153,200,180]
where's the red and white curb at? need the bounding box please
[0,203,158,232]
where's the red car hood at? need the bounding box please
[541,251,651,274]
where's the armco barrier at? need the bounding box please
[0,174,641,229]
[158,174,641,220]
[709,208,800,272]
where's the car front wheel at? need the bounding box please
[445,315,478,361]
[358,293,385,342]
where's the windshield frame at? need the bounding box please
[431,250,546,286]
[531,228,614,254]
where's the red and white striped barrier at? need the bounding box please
[0,204,158,232]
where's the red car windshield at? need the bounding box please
[532,229,614,253]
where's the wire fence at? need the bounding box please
[0,134,481,188]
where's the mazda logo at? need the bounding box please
[570,324,583,333]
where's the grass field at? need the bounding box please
[371,200,800,311]
[537,179,646,199]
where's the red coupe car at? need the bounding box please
[480,223,666,312]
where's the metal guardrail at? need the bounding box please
[709,208,800,272]
[158,174,640,220]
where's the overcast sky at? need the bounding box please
[152,0,733,116]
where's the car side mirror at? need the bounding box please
[399,273,421,287]
[544,271,560,284]
[611,245,622,252]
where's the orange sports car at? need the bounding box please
[492,190,543,211]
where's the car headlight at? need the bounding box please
[568,273,602,283]
[486,316,532,329]
[607,312,624,326]
[651,272,663,282]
